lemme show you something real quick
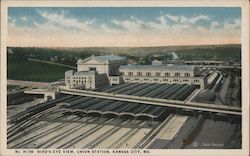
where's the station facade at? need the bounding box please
[65,55,207,89]
[65,55,126,89]
[119,65,207,89]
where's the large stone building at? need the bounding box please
[65,55,126,89]
[65,55,207,90]
[65,70,109,89]
[119,65,207,89]
[77,55,127,76]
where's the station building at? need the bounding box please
[65,55,207,90]
[77,55,127,76]
[119,65,207,89]
[65,70,109,89]
[65,55,126,89]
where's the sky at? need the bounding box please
[8,7,241,47]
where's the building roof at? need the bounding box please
[77,55,126,64]
[119,65,195,71]
[74,71,97,76]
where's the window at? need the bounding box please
[120,72,124,76]
[155,72,161,76]
[146,72,151,76]
[89,67,96,71]
[165,73,170,77]
[163,78,168,81]
[185,73,190,77]
[128,72,133,76]
[175,73,180,77]
[153,78,158,81]
[137,72,142,76]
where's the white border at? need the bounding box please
[1,1,249,156]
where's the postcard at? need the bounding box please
[0,0,249,156]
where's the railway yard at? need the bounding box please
[7,68,242,149]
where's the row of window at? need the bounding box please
[124,77,200,83]
[121,72,191,77]
[194,79,200,82]
[73,77,92,80]
[73,80,92,84]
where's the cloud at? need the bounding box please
[7,11,241,47]
[8,16,16,24]
[180,16,188,23]
[36,9,95,31]
[223,18,241,31]
[189,15,210,24]
[111,16,149,33]
[166,14,179,22]
[211,21,220,29]
[20,16,27,21]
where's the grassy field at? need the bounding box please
[8,60,74,82]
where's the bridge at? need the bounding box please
[24,89,58,101]
[59,87,241,116]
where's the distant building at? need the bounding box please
[151,59,167,65]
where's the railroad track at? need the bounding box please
[8,106,61,139]
[9,115,82,148]
[37,117,98,148]
[8,95,75,124]
[82,119,132,149]
[8,95,81,139]
[58,118,114,149]
[110,121,147,149]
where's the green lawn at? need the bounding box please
[8,60,74,82]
